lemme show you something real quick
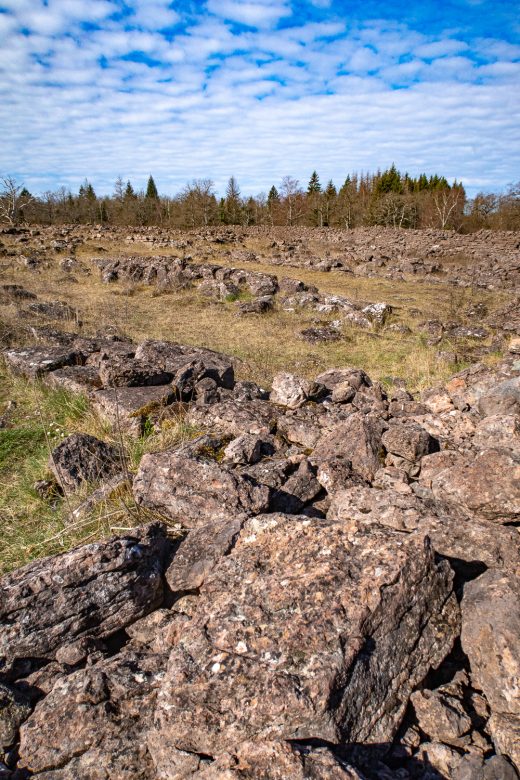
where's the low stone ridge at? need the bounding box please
[1,329,520,778]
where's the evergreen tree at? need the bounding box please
[307,171,321,194]
[324,180,337,199]
[225,176,242,224]
[124,181,136,199]
[146,175,159,200]
[267,185,280,205]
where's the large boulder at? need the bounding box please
[270,372,322,410]
[133,452,270,527]
[0,523,168,677]
[461,570,520,770]
[49,433,122,492]
[431,448,520,522]
[310,412,387,483]
[186,399,276,437]
[18,648,166,779]
[3,346,82,379]
[148,515,459,768]
[134,340,234,389]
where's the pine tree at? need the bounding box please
[124,181,136,199]
[225,176,242,224]
[146,175,159,200]
[267,185,280,205]
[307,171,321,194]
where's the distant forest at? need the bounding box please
[1,166,519,232]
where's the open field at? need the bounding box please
[0,226,517,572]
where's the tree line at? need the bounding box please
[1,166,519,231]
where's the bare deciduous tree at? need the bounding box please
[433,187,464,229]
[280,176,302,226]
[0,176,34,225]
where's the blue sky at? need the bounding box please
[0,0,519,197]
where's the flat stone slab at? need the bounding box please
[92,385,176,435]
[3,347,82,379]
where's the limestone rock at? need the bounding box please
[149,516,459,767]
[431,448,520,522]
[362,302,392,326]
[270,372,320,409]
[461,569,520,770]
[48,433,122,492]
[0,523,168,676]
[133,452,270,526]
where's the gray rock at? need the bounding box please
[478,377,520,417]
[270,372,321,409]
[461,569,520,770]
[133,452,270,527]
[0,524,168,676]
[0,682,32,748]
[49,433,122,492]
[148,516,459,767]
[223,434,264,465]
[92,385,176,435]
[166,517,244,592]
[3,346,82,379]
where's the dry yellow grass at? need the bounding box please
[0,231,512,571]
[1,235,509,391]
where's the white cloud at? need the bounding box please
[0,4,518,195]
[131,0,180,30]
[414,39,469,58]
[206,0,292,28]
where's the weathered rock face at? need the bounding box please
[49,432,122,492]
[133,451,270,526]
[165,517,244,593]
[431,448,520,522]
[461,570,520,770]
[478,377,520,417]
[134,340,235,390]
[3,346,82,379]
[310,412,387,483]
[148,515,459,769]
[186,399,276,437]
[269,371,321,409]
[92,384,177,434]
[18,648,167,779]
[0,523,168,677]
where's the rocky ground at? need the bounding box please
[0,226,519,779]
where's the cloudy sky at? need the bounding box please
[0,0,519,197]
